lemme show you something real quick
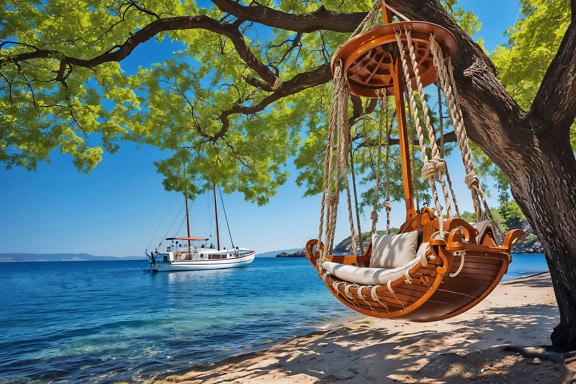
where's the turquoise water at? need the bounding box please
[0,254,548,383]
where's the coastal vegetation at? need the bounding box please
[1,0,575,351]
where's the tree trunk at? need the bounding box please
[547,253,576,352]
[387,0,576,352]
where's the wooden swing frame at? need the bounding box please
[305,3,524,322]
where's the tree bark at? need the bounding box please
[386,0,576,352]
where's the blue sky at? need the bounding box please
[0,1,520,257]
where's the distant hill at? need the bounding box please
[275,249,306,257]
[0,253,142,262]
[256,248,303,258]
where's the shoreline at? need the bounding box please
[146,272,576,383]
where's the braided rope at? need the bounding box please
[371,96,387,235]
[381,0,411,22]
[383,97,392,234]
[335,84,358,253]
[405,30,454,219]
[352,1,382,36]
[395,29,445,233]
[430,36,482,213]
[449,250,466,277]
[436,89,462,217]
[430,36,501,237]
[344,171,359,254]
[319,61,348,264]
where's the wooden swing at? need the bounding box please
[305,1,525,322]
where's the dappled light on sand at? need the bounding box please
[149,273,575,384]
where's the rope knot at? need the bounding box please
[421,156,446,180]
[370,210,378,222]
[464,172,481,191]
[325,193,338,206]
[383,199,392,211]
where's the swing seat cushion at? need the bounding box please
[323,242,429,286]
[370,231,419,268]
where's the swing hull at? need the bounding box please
[305,217,524,322]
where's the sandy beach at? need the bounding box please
[150,273,576,383]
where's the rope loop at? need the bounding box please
[370,285,380,301]
[404,270,413,284]
[386,280,395,293]
[449,250,466,277]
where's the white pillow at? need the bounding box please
[323,242,429,285]
[370,231,419,268]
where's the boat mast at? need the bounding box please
[213,184,221,250]
[185,194,191,251]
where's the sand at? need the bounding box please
[149,273,576,383]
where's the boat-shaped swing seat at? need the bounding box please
[307,5,526,322]
[306,209,525,322]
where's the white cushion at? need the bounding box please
[323,242,429,285]
[370,231,419,268]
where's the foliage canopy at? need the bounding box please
[1,0,487,206]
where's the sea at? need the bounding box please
[0,253,548,383]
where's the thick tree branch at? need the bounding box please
[529,11,576,132]
[212,0,366,32]
[214,65,333,137]
[1,15,281,89]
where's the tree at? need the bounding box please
[2,0,575,351]
[499,201,526,232]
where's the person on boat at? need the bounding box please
[146,251,156,265]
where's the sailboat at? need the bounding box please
[146,186,255,272]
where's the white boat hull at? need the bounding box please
[149,251,255,272]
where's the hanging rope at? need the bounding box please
[371,94,385,234]
[394,28,446,235]
[437,88,462,217]
[405,29,454,220]
[429,36,502,240]
[352,1,383,37]
[335,77,359,255]
[319,61,347,264]
[350,144,364,254]
[406,104,421,212]
[380,0,411,22]
[383,98,392,234]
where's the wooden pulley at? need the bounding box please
[331,21,458,98]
